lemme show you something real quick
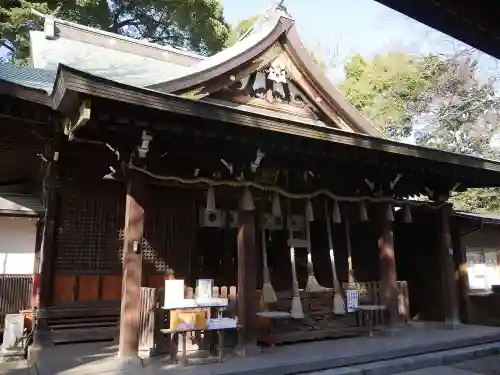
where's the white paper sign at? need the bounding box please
[346,289,359,312]
[164,279,185,308]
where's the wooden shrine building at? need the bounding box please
[2,3,500,359]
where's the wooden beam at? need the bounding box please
[236,210,260,355]
[377,204,398,328]
[440,204,460,326]
[118,163,146,359]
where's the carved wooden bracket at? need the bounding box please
[61,99,91,141]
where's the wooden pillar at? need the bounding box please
[31,218,44,308]
[451,221,471,324]
[118,165,146,359]
[440,204,460,326]
[237,210,259,355]
[38,151,61,309]
[377,204,398,327]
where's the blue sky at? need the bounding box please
[220,0,499,82]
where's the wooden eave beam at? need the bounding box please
[55,67,500,177]
[0,79,52,107]
[7,65,500,188]
[374,0,500,62]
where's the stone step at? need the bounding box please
[311,342,500,375]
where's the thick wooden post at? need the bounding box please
[38,129,62,309]
[377,204,398,328]
[118,166,146,359]
[237,210,260,355]
[31,218,44,308]
[38,184,59,309]
[451,221,471,324]
[440,204,460,326]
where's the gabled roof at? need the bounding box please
[27,5,383,136]
[147,5,384,137]
[29,11,204,87]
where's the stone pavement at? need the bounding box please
[395,367,481,375]
[0,359,31,375]
[29,324,500,375]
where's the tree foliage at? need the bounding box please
[227,15,258,46]
[0,0,231,63]
[339,50,500,213]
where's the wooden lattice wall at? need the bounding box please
[56,183,124,274]
[52,183,199,304]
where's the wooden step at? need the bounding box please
[38,307,120,320]
[49,321,118,330]
[47,315,119,325]
[50,326,119,345]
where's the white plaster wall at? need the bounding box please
[0,216,37,275]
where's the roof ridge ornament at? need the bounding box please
[31,7,62,40]
[238,0,291,41]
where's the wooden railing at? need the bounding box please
[0,275,33,329]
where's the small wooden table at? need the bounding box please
[357,305,386,337]
[160,318,239,365]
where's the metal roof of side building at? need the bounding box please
[0,63,55,94]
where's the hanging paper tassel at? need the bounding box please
[289,247,304,319]
[241,187,255,211]
[305,203,326,292]
[286,198,304,319]
[386,204,395,222]
[330,250,346,314]
[325,201,345,314]
[332,200,342,224]
[206,186,216,212]
[359,201,369,222]
[306,199,314,222]
[272,192,282,217]
[261,228,277,304]
[403,204,413,223]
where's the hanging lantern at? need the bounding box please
[403,204,413,224]
[272,192,282,217]
[241,187,255,211]
[385,203,395,222]
[359,201,369,222]
[332,200,342,223]
[306,199,314,222]
[206,186,216,212]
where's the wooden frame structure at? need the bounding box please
[1,3,500,360]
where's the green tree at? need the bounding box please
[339,50,500,213]
[227,15,258,46]
[1,0,231,63]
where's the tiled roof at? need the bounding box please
[0,63,55,93]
